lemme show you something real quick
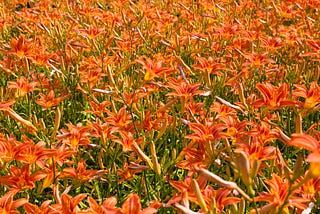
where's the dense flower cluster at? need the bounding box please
[0,0,319,213]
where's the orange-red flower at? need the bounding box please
[77,25,104,40]
[117,162,147,184]
[170,176,240,213]
[113,131,137,152]
[36,90,67,110]
[78,196,121,214]
[136,57,172,81]
[100,197,122,214]
[0,134,21,163]
[290,134,320,177]
[186,122,227,144]
[193,56,223,75]
[177,147,208,170]
[296,176,320,201]
[300,39,320,58]
[50,143,75,166]
[252,83,297,109]
[80,194,158,214]
[85,100,111,117]
[169,175,207,205]
[0,164,46,190]
[261,36,283,53]
[104,107,132,132]
[0,100,15,109]
[0,189,27,214]
[49,193,87,214]
[8,76,38,97]
[293,82,320,110]
[252,174,308,213]
[8,35,34,58]
[59,158,106,183]
[203,186,241,213]
[58,123,91,150]
[87,119,116,141]
[14,135,56,167]
[243,52,275,68]
[121,194,157,214]
[24,200,52,214]
[166,78,205,100]
[235,136,277,162]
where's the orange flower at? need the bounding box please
[252,83,297,109]
[169,175,207,205]
[59,158,106,183]
[58,123,91,150]
[297,176,320,201]
[203,187,241,213]
[30,49,53,67]
[114,91,139,107]
[14,135,56,168]
[117,162,147,184]
[121,194,157,214]
[87,119,116,141]
[0,100,15,109]
[0,134,21,163]
[177,147,208,170]
[8,76,38,97]
[78,196,121,214]
[78,57,106,89]
[101,197,122,214]
[41,166,56,190]
[210,101,238,117]
[290,134,320,177]
[8,35,33,58]
[24,200,52,214]
[35,90,67,110]
[252,174,308,213]
[0,189,27,214]
[289,134,319,152]
[170,176,240,213]
[79,194,158,214]
[50,143,75,166]
[218,115,252,139]
[186,122,227,144]
[0,164,46,190]
[104,107,132,131]
[137,110,154,131]
[77,25,104,40]
[261,36,283,52]
[166,78,205,100]
[243,52,275,68]
[235,136,277,162]
[113,131,137,152]
[293,82,320,110]
[193,56,223,75]
[85,100,111,117]
[49,193,87,214]
[299,39,320,57]
[136,57,171,81]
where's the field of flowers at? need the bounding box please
[0,0,319,213]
